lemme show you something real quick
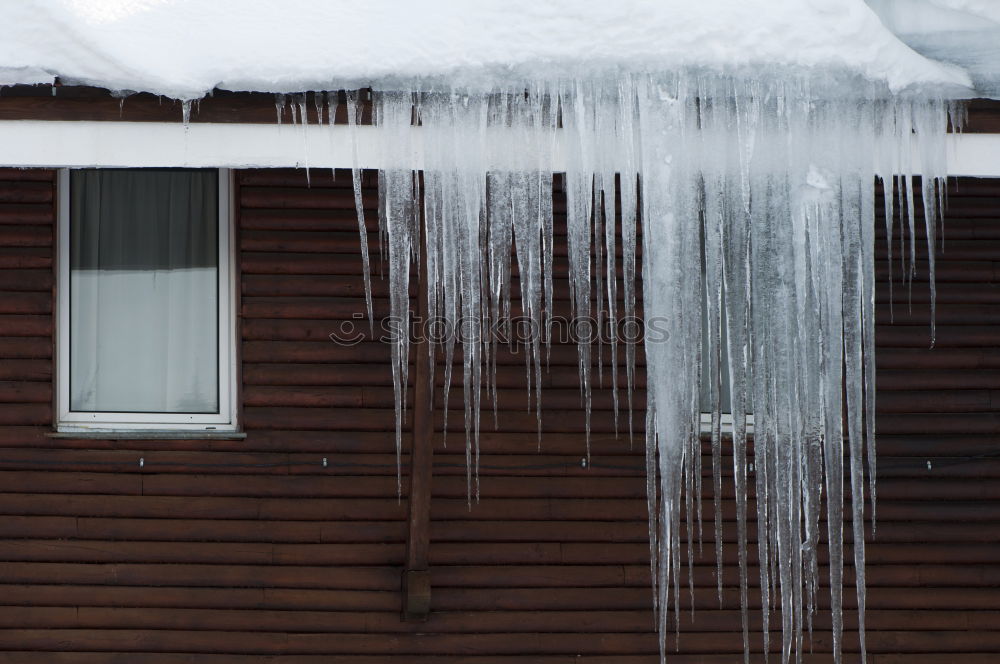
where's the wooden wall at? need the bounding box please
[0,166,997,662]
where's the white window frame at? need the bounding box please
[699,412,755,435]
[55,168,238,432]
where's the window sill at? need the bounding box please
[698,413,755,436]
[47,430,247,440]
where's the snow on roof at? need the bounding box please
[867,0,1000,98]
[0,0,984,100]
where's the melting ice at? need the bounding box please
[282,71,957,664]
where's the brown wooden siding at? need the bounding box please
[0,168,996,662]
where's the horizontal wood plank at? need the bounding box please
[0,167,996,660]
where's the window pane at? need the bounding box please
[69,169,219,413]
[699,281,752,416]
[699,297,733,414]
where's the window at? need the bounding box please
[698,276,754,434]
[56,168,236,432]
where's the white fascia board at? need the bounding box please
[946,133,1000,177]
[0,121,421,170]
[0,120,555,171]
[0,120,998,176]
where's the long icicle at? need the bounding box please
[361,74,951,664]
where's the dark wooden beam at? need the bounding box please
[2,84,998,133]
[0,85,372,124]
[402,204,434,622]
[965,98,1000,133]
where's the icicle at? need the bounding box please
[346,90,375,328]
[561,84,596,460]
[314,90,325,125]
[274,93,286,124]
[374,91,420,497]
[351,73,954,664]
[295,93,308,124]
[329,90,340,127]
[287,92,310,183]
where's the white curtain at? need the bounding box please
[70,169,219,414]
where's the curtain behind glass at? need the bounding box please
[70,169,219,413]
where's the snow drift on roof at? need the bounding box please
[867,0,1000,98]
[0,0,978,99]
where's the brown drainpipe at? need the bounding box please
[402,199,434,621]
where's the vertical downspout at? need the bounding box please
[402,198,434,621]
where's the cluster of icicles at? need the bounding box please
[274,73,958,663]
